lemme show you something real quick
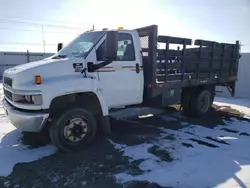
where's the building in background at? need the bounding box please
[0,51,54,77]
[216,53,250,99]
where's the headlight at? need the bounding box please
[31,95,43,105]
[25,95,32,102]
[13,94,43,105]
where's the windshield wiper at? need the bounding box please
[52,54,67,59]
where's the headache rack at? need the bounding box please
[136,25,241,101]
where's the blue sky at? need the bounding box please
[0,0,249,53]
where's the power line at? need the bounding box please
[0,42,57,46]
[0,19,86,30]
[0,45,44,49]
[2,15,88,25]
[0,27,81,34]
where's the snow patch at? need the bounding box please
[0,85,57,177]
[113,118,250,188]
[215,96,250,117]
[0,124,57,177]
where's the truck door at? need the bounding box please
[95,32,143,108]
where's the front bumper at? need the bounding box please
[2,99,49,132]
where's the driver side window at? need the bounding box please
[96,33,135,61]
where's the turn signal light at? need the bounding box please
[35,75,42,85]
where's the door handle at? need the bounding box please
[136,63,140,73]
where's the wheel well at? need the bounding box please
[200,84,215,93]
[49,92,103,116]
[182,84,215,93]
[181,84,215,102]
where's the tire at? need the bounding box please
[190,89,212,117]
[211,92,215,105]
[49,108,97,152]
[181,88,196,116]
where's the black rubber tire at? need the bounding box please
[49,108,97,152]
[181,88,196,116]
[190,89,212,117]
[211,93,215,105]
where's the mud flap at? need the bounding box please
[100,115,111,134]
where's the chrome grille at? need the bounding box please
[3,88,12,101]
[4,77,12,87]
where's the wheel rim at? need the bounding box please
[198,94,210,113]
[63,116,88,143]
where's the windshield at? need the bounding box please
[54,31,105,58]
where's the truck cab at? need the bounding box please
[2,25,240,152]
[2,27,146,152]
[3,28,144,111]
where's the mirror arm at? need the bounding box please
[89,60,113,72]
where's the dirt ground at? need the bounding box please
[1,105,249,188]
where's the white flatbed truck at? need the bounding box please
[2,25,240,152]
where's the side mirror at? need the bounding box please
[104,31,118,61]
[57,43,63,52]
[87,62,94,72]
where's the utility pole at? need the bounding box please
[42,26,45,53]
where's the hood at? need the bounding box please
[4,58,65,75]
[3,57,86,90]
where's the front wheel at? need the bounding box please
[49,108,97,152]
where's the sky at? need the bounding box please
[0,0,249,53]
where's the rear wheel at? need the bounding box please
[182,88,213,117]
[49,108,97,152]
[182,88,196,116]
[190,89,213,117]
